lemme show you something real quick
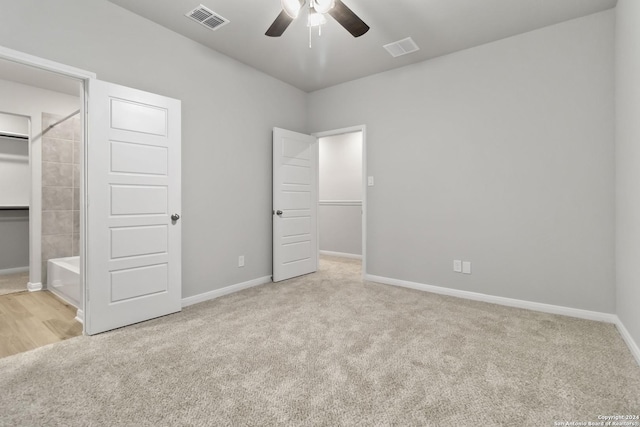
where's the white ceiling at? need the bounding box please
[118,1,615,92]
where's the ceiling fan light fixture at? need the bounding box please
[281,0,304,19]
[266,0,368,39]
[308,11,327,27]
[313,0,335,14]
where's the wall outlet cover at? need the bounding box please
[238,255,245,267]
[462,261,471,274]
[453,260,462,273]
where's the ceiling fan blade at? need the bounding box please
[328,0,370,38]
[265,10,294,37]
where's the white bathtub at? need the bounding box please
[47,256,83,320]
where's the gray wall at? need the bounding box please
[309,11,615,313]
[615,0,640,349]
[0,210,28,271]
[0,0,307,298]
[319,132,362,256]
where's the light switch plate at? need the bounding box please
[453,260,462,273]
[368,176,374,186]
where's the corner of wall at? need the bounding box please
[614,0,640,365]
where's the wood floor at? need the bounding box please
[0,291,82,358]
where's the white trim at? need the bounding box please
[365,274,617,323]
[615,317,640,367]
[27,281,42,292]
[181,276,272,308]
[319,200,362,207]
[313,125,367,280]
[75,309,84,324]
[313,126,366,138]
[0,46,96,80]
[320,250,362,260]
[368,274,639,365]
[0,266,29,275]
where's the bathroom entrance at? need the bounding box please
[0,59,84,357]
[0,45,183,344]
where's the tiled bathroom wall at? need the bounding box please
[41,112,80,284]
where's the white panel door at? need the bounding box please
[86,79,181,335]
[273,128,318,282]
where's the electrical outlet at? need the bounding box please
[462,261,471,274]
[368,176,374,186]
[453,260,462,273]
[238,255,245,268]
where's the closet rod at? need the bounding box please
[44,109,80,134]
[0,132,28,140]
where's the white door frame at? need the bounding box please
[312,125,367,279]
[0,45,96,334]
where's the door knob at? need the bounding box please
[171,213,180,221]
[276,210,283,216]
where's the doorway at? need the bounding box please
[0,55,84,303]
[272,126,367,282]
[0,58,86,356]
[1,45,183,338]
[314,126,367,277]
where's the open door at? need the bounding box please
[272,128,318,282]
[85,79,181,335]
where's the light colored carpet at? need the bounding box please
[0,271,28,295]
[0,256,638,426]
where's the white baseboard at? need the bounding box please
[177,272,640,367]
[364,274,617,324]
[0,266,29,276]
[320,250,362,260]
[27,282,42,292]
[615,317,640,367]
[75,308,84,324]
[182,275,272,308]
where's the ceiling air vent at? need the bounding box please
[383,37,420,58]
[185,5,229,31]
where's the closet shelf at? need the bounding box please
[0,206,29,210]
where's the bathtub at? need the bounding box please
[47,256,83,321]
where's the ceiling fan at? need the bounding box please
[266,0,369,38]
